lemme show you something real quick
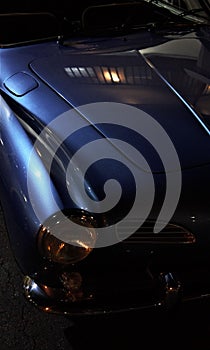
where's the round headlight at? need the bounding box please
[37,210,97,264]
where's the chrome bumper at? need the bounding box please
[23,271,185,316]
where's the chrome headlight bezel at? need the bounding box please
[37,209,97,265]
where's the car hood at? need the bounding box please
[29,32,210,172]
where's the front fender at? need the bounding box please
[0,95,63,274]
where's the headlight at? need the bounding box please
[37,210,97,264]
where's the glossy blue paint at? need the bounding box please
[4,72,38,96]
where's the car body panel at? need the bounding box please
[28,35,210,171]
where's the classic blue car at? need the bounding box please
[1,0,210,316]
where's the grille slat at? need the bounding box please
[118,221,196,244]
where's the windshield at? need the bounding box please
[153,0,210,14]
[1,0,210,46]
[146,0,210,21]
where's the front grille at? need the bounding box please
[118,221,195,244]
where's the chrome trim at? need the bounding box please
[159,272,182,309]
[121,222,196,244]
[23,275,162,316]
[23,268,210,316]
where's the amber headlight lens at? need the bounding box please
[37,210,97,264]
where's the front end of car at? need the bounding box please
[1,1,210,317]
[2,76,210,318]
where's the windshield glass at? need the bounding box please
[153,0,210,14]
[145,0,210,21]
[1,0,210,46]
